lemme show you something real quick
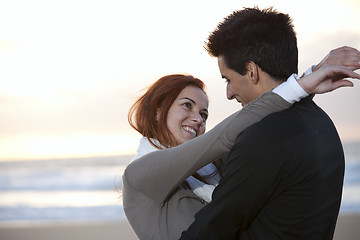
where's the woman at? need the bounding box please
[123,67,359,239]
[128,75,219,203]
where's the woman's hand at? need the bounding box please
[298,64,359,94]
[313,46,360,72]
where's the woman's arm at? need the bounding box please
[123,91,290,203]
[123,64,360,203]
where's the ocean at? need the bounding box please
[0,141,359,225]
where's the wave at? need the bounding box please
[0,142,359,224]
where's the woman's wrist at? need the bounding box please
[272,73,309,104]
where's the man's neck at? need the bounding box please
[258,70,284,92]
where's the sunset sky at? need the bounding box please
[0,0,359,161]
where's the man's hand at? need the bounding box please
[313,46,360,72]
[298,64,359,94]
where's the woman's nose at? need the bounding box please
[191,112,203,124]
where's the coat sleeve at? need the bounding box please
[122,91,291,203]
[180,121,284,240]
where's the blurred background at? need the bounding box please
[0,0,359,239]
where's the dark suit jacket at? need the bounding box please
[180,98,345,240]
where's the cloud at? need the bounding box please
[0,38,23,50]
[0,88,134,136]
[298,30,360,71]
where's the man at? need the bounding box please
[180,7,360,239]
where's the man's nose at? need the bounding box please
[226,84,235,100]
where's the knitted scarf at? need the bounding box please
[133,137,221,203]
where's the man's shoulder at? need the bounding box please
[256,97,327,125]
[237,98,332,142]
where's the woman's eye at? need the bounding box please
[201,113,208,122]
[183,102,192,109]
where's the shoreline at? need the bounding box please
[0,214,359,240]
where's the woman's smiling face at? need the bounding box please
[166,85,208,145]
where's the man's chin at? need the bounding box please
[236,99,244,106]
[240,101,248,107]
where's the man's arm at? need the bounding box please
[180,124,283,240]
[180,64,360,240]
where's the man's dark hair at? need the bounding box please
[206,7,298,81]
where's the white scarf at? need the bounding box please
[134,137,221,203]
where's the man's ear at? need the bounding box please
[246,61,259,84]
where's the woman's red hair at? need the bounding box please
[128,74,207,148]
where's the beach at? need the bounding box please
[1,142,359,240]
[0,214,359,240]
[0,221,138,240]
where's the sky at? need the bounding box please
[0,0,359,161]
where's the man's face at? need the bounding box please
[217,56,259,106]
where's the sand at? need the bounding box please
[0,221,138,240]
[0,214,359,240]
